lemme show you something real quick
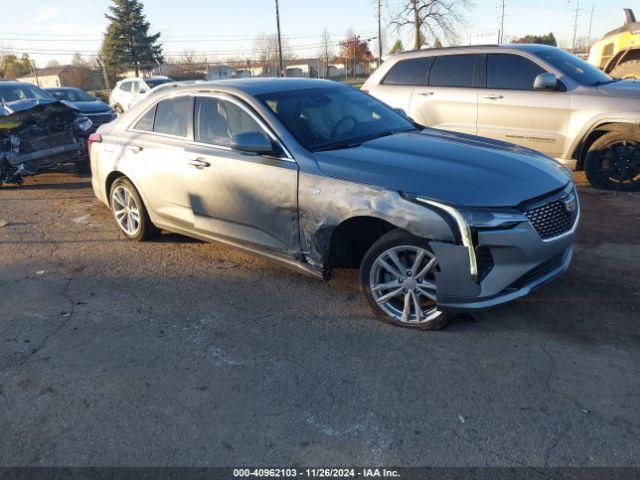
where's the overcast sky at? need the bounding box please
[0,0,631,66]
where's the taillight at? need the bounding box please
[361,88,369,93]
[87,133,102,159]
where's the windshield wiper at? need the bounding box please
[313,140,363,152]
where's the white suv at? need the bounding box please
[363,44,640,190]
[109,76,173,113]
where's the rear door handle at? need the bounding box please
[188,158,211,169]
[484,94,504,100]
[418,91,434,96]
[126,144,143,153]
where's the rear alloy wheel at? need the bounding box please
[360,230,452,330]
[609,60,640,80]
[585,132,640,190]
[110,177,158,241]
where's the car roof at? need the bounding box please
[0,81,38,87]
[166,77,345,96]
[392,43,558,58]
[44,86,81,90]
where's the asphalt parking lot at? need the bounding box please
[0,168,639,467]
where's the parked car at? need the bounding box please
[45,87,116,133]
[1,81,93,185]
[89,79,578,330]
[363,44,640,190]
[109,76,173,113]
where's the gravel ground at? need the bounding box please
[0,169,639,467]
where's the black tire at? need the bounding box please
[359,229,453,330]
[74,159,90,174]
[109,177,159,241]
[585,131,640,190]
[609,60,640,80]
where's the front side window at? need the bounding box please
[194,97,266,146]
[153,96,191,137]
[487,54,545,90]
[257,86,417,151]
[382,58,433,86]
[429,54,477,88]
[132,81,146,93]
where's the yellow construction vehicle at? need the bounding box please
[589,8,640,78]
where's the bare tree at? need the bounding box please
[318,28,333,78]
[391,0,473,50]
[253,33,292,76]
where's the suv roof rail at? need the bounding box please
[397,44,500,55]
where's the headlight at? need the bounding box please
[75,117,93,132]
[414,197,478,279]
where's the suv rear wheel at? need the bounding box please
[585,131,640,190]
[359,230,452,330]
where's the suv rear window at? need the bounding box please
[487,54,545,90]
[153,97,191,137]
[429,54,477,88]
[382,58,433,86]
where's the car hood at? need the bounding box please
[313,129,571,208]
[597,79,640,98]
[68,100,111,113]
[0,97,63,116]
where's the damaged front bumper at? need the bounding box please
[432,223,574,312]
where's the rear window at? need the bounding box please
[429,54,477,88]
[134,105,156,131]
[382,58,433,86]
[487,54,545,90]
[153,97,191,137]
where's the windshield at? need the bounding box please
[536,48,613,86]
[0,84,52,103]
[257,86,417,151]
[145,78,173,88]
[46,88,95,102]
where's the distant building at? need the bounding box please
[206,64,237,80]
[18,65,100,90]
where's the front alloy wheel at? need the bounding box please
[585,132,640,190]
[360,230,452,330]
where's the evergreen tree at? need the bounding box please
[100,0,162,76]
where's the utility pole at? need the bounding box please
[499,0,505,44]
[571,2,580,54]
[377,0,383,67]
[96,55,110,98]
[274,0,284,77]
[587,5,595,53]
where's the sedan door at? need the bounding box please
[476,53,572,158]
[183,95,300,256]
[410,54,480,135]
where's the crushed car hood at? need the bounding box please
[314,129,571,207]
[597,79,640,98]
[0,99,79,128]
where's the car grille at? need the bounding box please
[524,190,578,240]
[21,131,76,153]
[509,253,566,290]
[84,112,113,126]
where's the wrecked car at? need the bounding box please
[1,82,93,186]
[89,79,579,330]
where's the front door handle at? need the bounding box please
[126,144,143,153]
[484,94,504,100]
[188,158,211,169]
[418,91,434,96]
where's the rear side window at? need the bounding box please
[134,105,156,131]
[487,54,545,90]
[382,58,433,86]
[119,81,131,92]
[153,96,191,137]
[429,54,477,88]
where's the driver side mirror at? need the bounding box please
[394,107,409,118]
[534,73,559,91]
[230,131,276,155]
